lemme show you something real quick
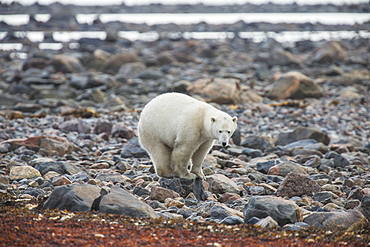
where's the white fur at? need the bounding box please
[138,92,237,180]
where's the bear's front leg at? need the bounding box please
[171,143,197,180]
[191,140,214,180]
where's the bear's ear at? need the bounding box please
[211,117,216,123]
[232,116,238,123]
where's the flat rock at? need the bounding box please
[150,185,181,203]
[35,161,81,176]
[99,185,159,219]
[244,195,302,226]
[267,71,323,100]
[59,119,91,134]
[240,135,274,151]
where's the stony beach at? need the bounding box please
[0,1,370,246]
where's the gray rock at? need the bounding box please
[303,210,368,231]
[283,222,310,230]
[159,177,206,201]
[312,191,336,203]
[276,127,330,146]
[268,161,308,177]
[59,119,91,134]
[242,148,262,158]
[257,160,280,174]
[150,185,180,203]
[206,174,240,194]
[276,172,322,198]
[35,161,81,176]
[241,135,274,151]
[95,173,130,184]
[219,215,244,225]
[244,195,302,226]
[359,194,370,221]
[43,184,101,211]
[121,137,148,158]
[99,185,159,219]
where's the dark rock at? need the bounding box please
[111,124,135,139]
[241,148,262,158]
[43,184,101,211]
[99,185,159,219]
[35,161,81,176]
[276,172,322,198]
[220,215,244,225]
[359,194,370,221]
[101,52,141,74]
[312,191,336,203]
[275,127,330,146]
[268,72,323,100]
[304,210,368,231]
[133,186,150,197]
[93,120,113,135]
[256,49,302,67]
[241,135,274,151]
[117,62,146,78]
[257,160,280,174]
[121,137,148,158]
[136,69,163,80]
[244,196,302,226]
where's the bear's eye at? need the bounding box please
[227,131,231,134]
[218,130,222,134]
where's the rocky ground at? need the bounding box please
[0,2,370,246]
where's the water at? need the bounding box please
[2,0,369,6]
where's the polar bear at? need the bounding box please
[138,92,237,180]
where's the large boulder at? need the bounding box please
[267,71,323,100]
[312,41,347,64]
[43,184,101,212]
[187,78,242,104]
[267,161,308,177]
[9,166,41,180]
[244,196,302,226]
[304,210,368,231]
[99,186,159,219]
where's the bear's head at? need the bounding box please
[211,116,237,147]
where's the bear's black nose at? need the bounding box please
[222,142,227,147]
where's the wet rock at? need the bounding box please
[303,210,368,231]
[121,137,148,158]
[276,172,322,198]
[99,185,159,219]
[267,71,323,100]
[244,195,302,226]
[9,165,41,180]
[43,184,101,212]
[101,52,141,74]
[187,78,242,104]
[150,185,181,203]
[206,174,240,194]
[268,161,307,177]
[276,127,330,146]
[312,41,347,64]
[59,119,91,134]
[51,54,84,73]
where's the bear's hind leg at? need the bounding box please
[147,142,174,178]
[191,140,214,180]
[171,143,197,180]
